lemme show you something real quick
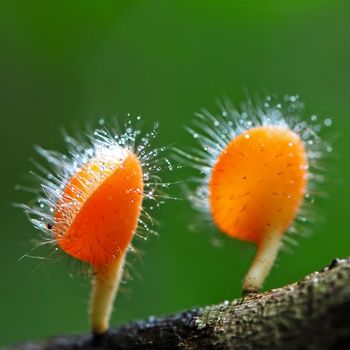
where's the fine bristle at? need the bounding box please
[20,118,169,268]
[181,95,332,247]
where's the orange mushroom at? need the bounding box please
[210,125,308,293]
[54,150,143,334]
[22,122,163,336]
[184,97,327,294]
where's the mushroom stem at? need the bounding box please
[90,251,127,335]
[243,230,282,295]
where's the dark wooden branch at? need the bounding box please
[8,258,350,350]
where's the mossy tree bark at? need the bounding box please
[8,258,350,350]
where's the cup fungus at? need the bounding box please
[20,120,165,335]
[182,96,330,294]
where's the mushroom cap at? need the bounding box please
[209,125,307,243]
[54,151,143,267]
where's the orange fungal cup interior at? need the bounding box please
[53,151,144,268]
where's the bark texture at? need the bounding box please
[7,257,350,350]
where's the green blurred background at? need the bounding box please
[1,0,350,346]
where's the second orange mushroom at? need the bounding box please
[210,125,308,293]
